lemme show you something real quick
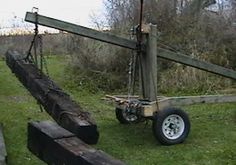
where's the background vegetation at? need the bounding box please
[0,56,235,165]
[1,1,236,94]
[0,0,236,164]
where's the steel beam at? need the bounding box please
[25,12,137,50]
[157,47,236,80]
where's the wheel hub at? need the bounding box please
[122,108,138,122]
[162,114,185,140]
[169,123,177,129]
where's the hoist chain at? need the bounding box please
[127,0,145,98]
[38,35,49,77]
[38,30,55,89]
[26,10,55,88]
[127,54,133,98]
[127,49,137,98]
[39,35,43,74]
[136,0,146,98]
[25,8,64,111]
[25,11,39,64]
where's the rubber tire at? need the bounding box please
[115,108,139,124]
[152,107,190,145]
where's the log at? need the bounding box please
[0,123,7,165]
[28,121,125,165]
[5,50,99,144]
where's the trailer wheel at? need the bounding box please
[152,107,190,145]
[115,108,140,124]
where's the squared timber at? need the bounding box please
[28,121,125,165]
[5,50,99,144]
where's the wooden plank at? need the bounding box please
[0,124,7,165]
[6,50,99,144]
[25,12,137,50]
[158,95,236,109]
[157,47,236,80]
[140,24,157,101]
[138,95,236,117]
[28,121,126,165]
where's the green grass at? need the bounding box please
[0,56,236,165]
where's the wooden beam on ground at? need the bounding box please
[25,12,137,50]
[157,47,236,80]
[0,124,7,165]
[158,95,236,109]
[5,50,99,144]
[28,121,125,165]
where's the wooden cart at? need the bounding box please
[106,94,236,145]
[25,12,236,145]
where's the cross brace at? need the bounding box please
[157,47,236,80]
[24,12,236,81]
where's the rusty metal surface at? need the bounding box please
[5,50,99,144]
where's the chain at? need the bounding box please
[126,0,145,99]
[25,8,60,112]
[34,35,39,67]
[38,34,55,89]
[127,54,133,99]
[25,11,39,64]
[39,35,43,75]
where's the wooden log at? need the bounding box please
[0,123,7,165]
[28,121,125,165]
[5,50,99,144]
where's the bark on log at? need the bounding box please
[28,121,125,165]
[5,50,99,144]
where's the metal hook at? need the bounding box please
[32,7,39,13]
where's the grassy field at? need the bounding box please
[0,56,235,165]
